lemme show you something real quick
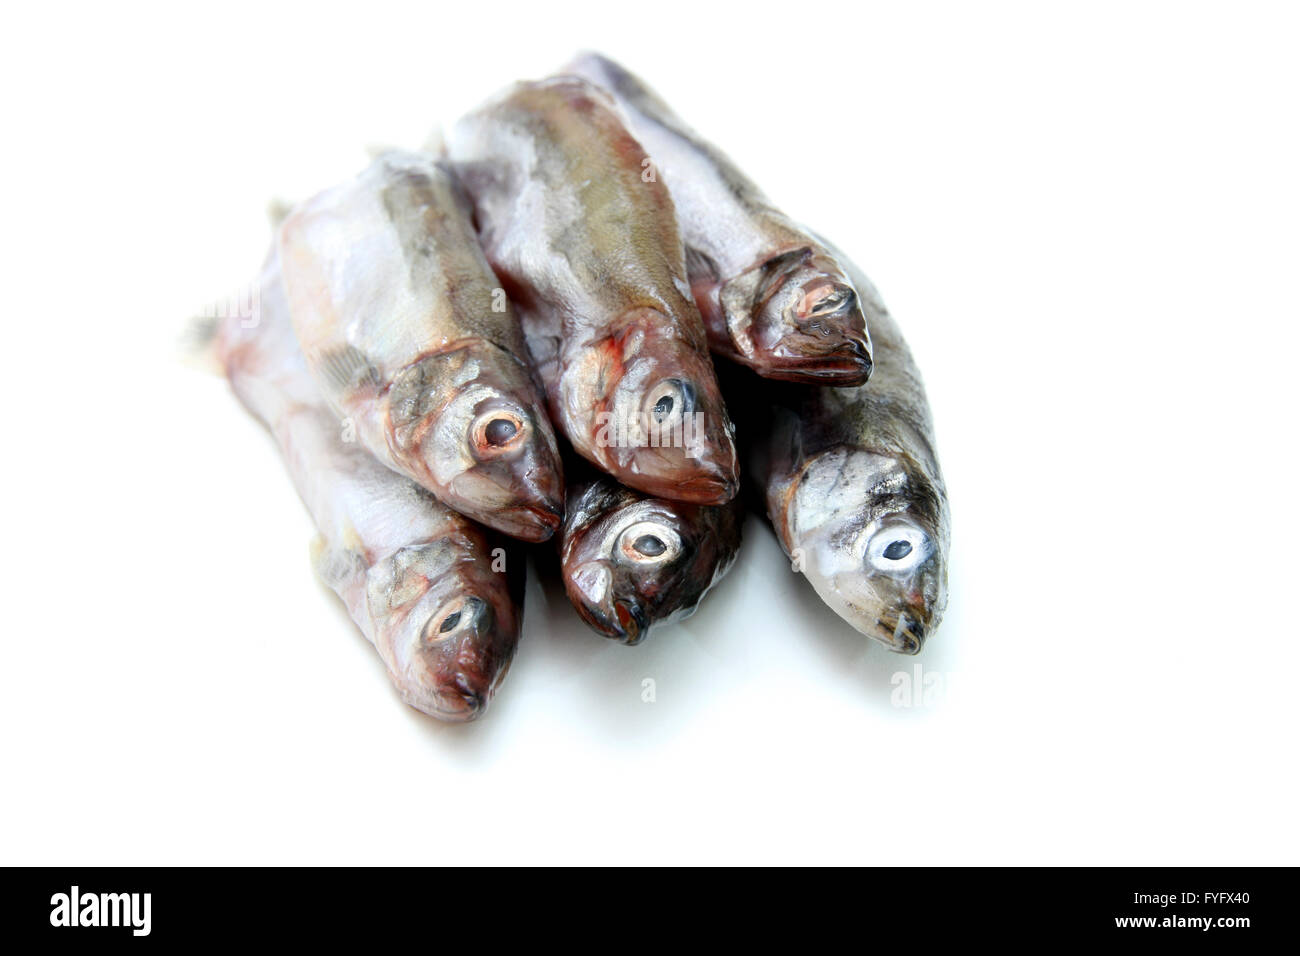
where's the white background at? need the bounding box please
[2,1,1296,865]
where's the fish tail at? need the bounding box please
[183,256,271,374]
[266,197,295,229]
[364,140,405,162]
[177,311,226,375]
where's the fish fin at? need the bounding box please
[420,124,446,157]
[178,313,222,369]
[315,345,383,393]
[684,245,719,283]
[310,534,367,592]
[182,260,269,374]
[177,302,236,376]
[718,267,761,346]
[308,534,330,578]
[266,197,295,229]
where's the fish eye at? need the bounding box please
[883,540,913,560]
[644,379,694,428]
[471,409,527,458]
[634,534,666,556]
[617,520,681,565]
[802,285,855,320]
[484,418,518,446]
[423,599,479,644]
[865,522,929,573]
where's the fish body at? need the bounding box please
[216,251,524,720]
[447,77,739,504]
[278,151,564,542]
[559,463,742,646]
[754,252,949,652]
[567,53,873,386]
[494,213,744,644]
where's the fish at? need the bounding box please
[277,150,565,542]
[566,53,874,386]
[752,248,949,653]
[495,215,744,645]
[215,249,525,720]
[446,77,740,505]
[559,464,743,645]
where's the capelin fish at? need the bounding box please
[567,53,873,386]
[278,150,564,542]
[446,77,739,505]
[215,250,524,720]
[753,250,949,653]
[560,466,742,645]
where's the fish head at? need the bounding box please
[562,307,739,503]
[388,347,565,542]
[367,533,522,720]
[788,449,948,652]
[734,249,873,385]
[561,482,735,644]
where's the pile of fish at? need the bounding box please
[208,54,950,721]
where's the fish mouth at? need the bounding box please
[760,337,873,385]
[671,470,738,505]
[562,558,653,645]
[621,459,738,505]
[610,599,650,645]
[873,609,930,654]
[446,458,565,542]
[585,598,649,646]
[496,501,564,542]
[410,677,488,721]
